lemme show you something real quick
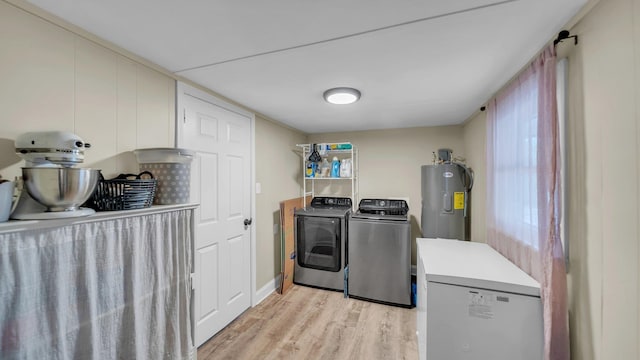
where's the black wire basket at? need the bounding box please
[88,171,157,211]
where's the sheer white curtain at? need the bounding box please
[486,45,569,360]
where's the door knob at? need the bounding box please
[244,218,253,229]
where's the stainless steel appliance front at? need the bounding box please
[294,205,349,292]
[421,163,473,240]
[348,199,411,306]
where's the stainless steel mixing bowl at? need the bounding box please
[22,167,100,212]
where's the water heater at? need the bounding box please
[421,163,473,240]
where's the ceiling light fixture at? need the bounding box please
[323,87,361,105]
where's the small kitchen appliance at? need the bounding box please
[11,131,100,220]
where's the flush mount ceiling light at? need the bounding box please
[323,87,361,105]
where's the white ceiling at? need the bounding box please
[27,0,587,134]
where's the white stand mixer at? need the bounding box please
[11,131,100,220]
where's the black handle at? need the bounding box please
[113,171,154,180]
[244,218,253,226]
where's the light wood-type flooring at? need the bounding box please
[197,284,418,360]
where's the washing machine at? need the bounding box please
[348,198,412,306]
[294,197,352,292]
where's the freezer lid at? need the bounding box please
[417,238,541,297]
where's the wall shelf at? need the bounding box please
[296,143,358,210]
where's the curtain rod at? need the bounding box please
[477,30,578,112]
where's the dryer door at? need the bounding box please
[296,216,342,272]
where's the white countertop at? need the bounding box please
[0,203,199,235]
[417,238,540,297]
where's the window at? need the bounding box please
[489,72,541,250]
[486,45,570,360]
[556,57,569,268]
[488,56,568,257]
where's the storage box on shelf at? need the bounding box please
[296,143,358,210]
[133,148,195,205]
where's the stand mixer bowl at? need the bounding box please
[22,167,100,212]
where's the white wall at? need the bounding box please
[462,0,640,358]
[565,0,639,358]
[0,1,175,180]
[309,126,465,264]
[0,0,311,294]
[254,117,307,288]
[462,111,487,243]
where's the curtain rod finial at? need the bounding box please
[554,30,578,46]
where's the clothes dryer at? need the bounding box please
[294,197,351,292]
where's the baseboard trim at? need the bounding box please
[255,274,281,305]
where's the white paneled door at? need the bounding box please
[177,84,253,347]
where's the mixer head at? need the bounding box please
[15,131,91,167]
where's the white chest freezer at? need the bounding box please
[416,238,543,360]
